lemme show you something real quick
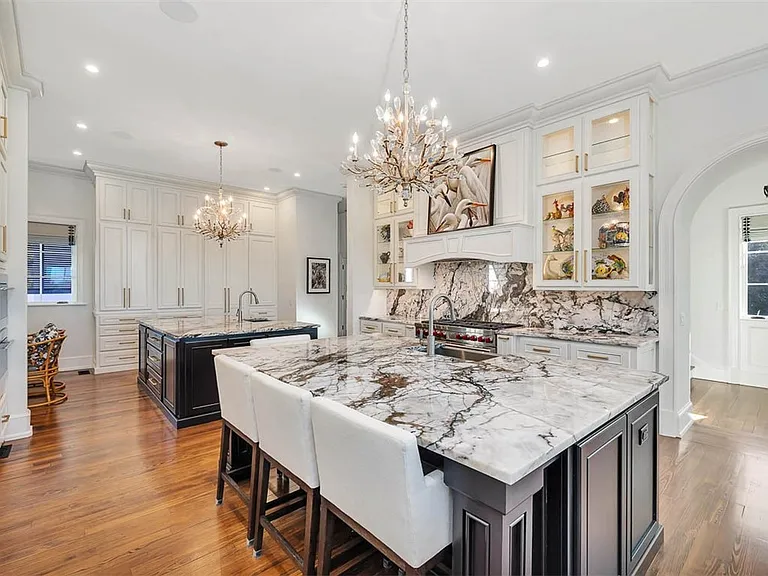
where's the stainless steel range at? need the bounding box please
[414,319,523,352]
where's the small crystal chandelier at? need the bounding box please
[341,0,461,207]
[194,141,247,247]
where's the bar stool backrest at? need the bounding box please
[213,355,259,443]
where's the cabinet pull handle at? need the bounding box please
[584,152,589,171]
[0,115,7,139]
[584,251,588,283]
[123,208,127,220]
[574,250,579,281]
[118,356,135,361]
[128,208,131,220]
[586,353,610,361]
[118,341,134,345]
[128,288,131,308]
[181,287,184,306]
[177,287,180,307]
[1,414,9,423]
[118,328,135,333]
[177,214,180,226]
[575,154,579,173]
[122,288,126,308]
[532,346,552,353]
[2,225,6,254]
[638,423,649,445]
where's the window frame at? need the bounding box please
[743,241,768,318]
[27,215,86,307]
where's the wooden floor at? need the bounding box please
[1,374,767,575]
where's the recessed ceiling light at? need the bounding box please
[159,0,198,23]
[608,117,619,124]
[537,57,550,68]
[264,186,270,191]
[294,172,301,178]
[76,122,88,130]
[84,63,99,74]
[72,149,83,156]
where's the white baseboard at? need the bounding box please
[5,409,32,441]
[677,401,694,437]
[59,355,93,372]
[93,364,136,375]
[690,354,729,383]
[660,400,694,439]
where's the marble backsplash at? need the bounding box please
[386,261,658,335]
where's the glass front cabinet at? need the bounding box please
[534,94,655,290]
[373,203,423,288]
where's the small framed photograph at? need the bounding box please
[306,257,331,294]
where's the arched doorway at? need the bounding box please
[658,130,768,437]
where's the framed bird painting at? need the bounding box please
[427,144,496,235]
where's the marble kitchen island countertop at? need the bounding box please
[496,326,660,348]
[140,316,320,339]
[214,335,667,485]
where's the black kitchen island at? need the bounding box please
[137,317,318,428]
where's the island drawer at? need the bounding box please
[147,348,163,374]
[146,365,162,398]
[570,342,629,367]
[99,335,139,352]
[360,320,382,334]
[517,336,569,359]
[147,330,163,351]
[99,350,138,368]
[381,322,407,337]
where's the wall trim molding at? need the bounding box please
[277,187,344,202]
[59,355,93,372]
[4,409,32,441]
[29,161,91,181]
[0,0,43,96]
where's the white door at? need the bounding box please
[127,182,152,224]
[157,187,181,226]
[248,202,276,236]
[101,180,127,221]
[205,240,227,313]
[248,236,277,305]
[126,225,152,309]
[181,230,203,308]
[157,228,181,309]
[181,192,201,228]
[100,223,127,310]
[227,236,250,312]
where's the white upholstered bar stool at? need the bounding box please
[213,355,261,547]
[250,334,310,347]
[251,372,321,575]
[311,396,453,576]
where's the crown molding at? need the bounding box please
[29,161,91,181]
[277,187,344,203]
[0,0,43,96]
[457,44,768,149]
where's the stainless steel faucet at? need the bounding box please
[427,293,456,356]
[236,289,259,323]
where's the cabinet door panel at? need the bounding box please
[536,118,582,185]
[227,237,250,309]
[583,100,640,175]
[0,159,7,262]
[157,228,181,309]
[205,240,226,313]
[127,225,152,309]
[248,202,276,235]
[535,180,582,288]
[181,231,203,308]
[157,188,181,227]
[181,192,201,228]
[101,180,127,221]
[127,182,152,224]
[248,236,276,306]
[100,223,127,310]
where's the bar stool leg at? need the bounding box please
[215,422,229,505]
[253,451,271,557]
[316,499,335,576]
[303,488,321,575]
[246,444,260,547]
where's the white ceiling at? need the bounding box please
[15,0,768,196]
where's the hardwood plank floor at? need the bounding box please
[1,373,767,575]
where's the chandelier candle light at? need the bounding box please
[194,141,247,246]
[341,0,461,206]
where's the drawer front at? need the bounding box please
[382,322,406,337]
[146,365,162,398]
[249,306,277,320]
[360,320,382,334]
[99,316,144,326]
[571,343,629,367]
[404,325,416,338]
[99,335,139,352]
[99,324,139,337]
[147,330,163,351]
[518,337,569,359]
[99,350,138,367]
[147,348,162,375]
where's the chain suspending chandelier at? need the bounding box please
[194,141,247,247]
[341,0,461,206]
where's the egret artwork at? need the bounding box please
[427,144,496,234]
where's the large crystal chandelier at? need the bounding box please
[341,0,461,206]
[194,141,246,247]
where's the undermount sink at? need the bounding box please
[410,345,498,362]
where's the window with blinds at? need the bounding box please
[742,214,768,317]
[27,221,77,304]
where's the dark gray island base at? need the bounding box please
[136,317,319,428]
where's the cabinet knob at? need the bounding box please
[638,423,649,445]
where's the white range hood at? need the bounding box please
[403,223,534,267]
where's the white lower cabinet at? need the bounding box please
[360,320,382,334]
[359,319,415,337]
[518,336,569,359]
[94,314,146,373]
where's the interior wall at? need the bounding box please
[277,194,298,321]
[28,166,94,370]
[689,159,768,381]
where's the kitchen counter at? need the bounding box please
[496,326,659,348]
[359,315,419,326]
[214,334,665,485]
[139,316,319,340]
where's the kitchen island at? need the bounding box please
[215,334,666,576]
[137,317,318,428]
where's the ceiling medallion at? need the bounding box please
[194,141,247,247]
[341,0,460,207]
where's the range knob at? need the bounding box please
[484,336,493,343]
[470,335,478,341]
[455,334,462,340]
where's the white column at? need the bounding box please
[5,86,31,440]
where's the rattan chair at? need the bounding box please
[28,330,68,408]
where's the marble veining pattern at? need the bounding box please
[387,261,657,336]
[497,327,659,348]
[140,316,319,339]
[214,335,665,485]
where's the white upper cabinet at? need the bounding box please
[99,223,127,311]
[495,128,532,225]
[157,187,181,226]
[181,193,202,228]
[99,178,154,223]
[0,159,7,264]
[102,180,128,221]
[156,228,181,309]
[536,118,582,185]
[126,182,152,223]
[204,241,227,313]
[248,236,277,305]
[126,225,151,309]
[226,236,250,308]
[247,201,276,236]
[180,230,203,308]
[0,72,8,160]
